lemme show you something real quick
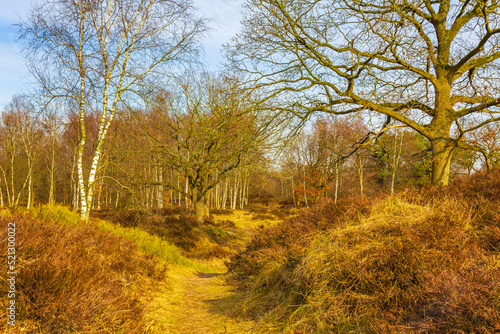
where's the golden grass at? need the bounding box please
[229,190,500,333]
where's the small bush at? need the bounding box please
[146,215,201,252]
[29,204,80,226]
[211,208,234,215]
[251,213,276,220]
[154,206,191,216]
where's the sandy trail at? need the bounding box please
[145,210,270,333]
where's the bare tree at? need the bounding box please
[138,73,274,221]
[18,0,207,220]
[0,96,41,208]
[227,0,500,186]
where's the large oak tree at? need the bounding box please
[138,74,275,221]
[227,0,500,185]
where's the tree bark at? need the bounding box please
[334,163,339,204]
[430,137,455,187]
[192,188,209,221]
[355,154,364,196]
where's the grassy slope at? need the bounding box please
[228,170,500,333]
[0,207,169,333]
[0,205,273,333]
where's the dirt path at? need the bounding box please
[156,269,256,334]
[145,210,270,333]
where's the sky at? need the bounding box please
[0,0,243,108]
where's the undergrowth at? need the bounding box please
[29,205,206,270]
[93,208,241,260]
[0,212,167,333]
[229,170,500,333]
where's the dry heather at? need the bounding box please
[229,170,500,333]
[92,208,240,259]
[0,210,167,333]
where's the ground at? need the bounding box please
[143,209,275,333]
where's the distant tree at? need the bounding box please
[372,127,406,195]
[227,0,500,186]
[0,96,42,208]
[18,0,207,220]
[137,74,274,221]
[463,122,500,170]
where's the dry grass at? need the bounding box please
[139,209,267,333]
[228,170,500,333]
[93,208,245,260]
[0,205,269,333]
[0,211,167,333]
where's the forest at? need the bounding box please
[1,0,500,333]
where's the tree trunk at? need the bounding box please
[334,163,339,204]
[10,154,15,207]
[185,178,189,208]
[355,154,364,196]
[390,129,403,196]
[302,165,308,207]
[1,167,11,207]
[115,190,120,209]
[156,164,164,209]
[48,113,57,206]
[222,179,228,209]
[26,171,32,209]
[192,188,209,221]
[177,175,181,205]
[430,138,455,186]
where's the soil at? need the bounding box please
[144,209,275,333]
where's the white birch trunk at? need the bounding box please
[222,179,228,210]
[334,163,339,204]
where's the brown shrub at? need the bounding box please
[210,208,234,215]
[229,170,500,333]
[251,213,276,220]
[228,196,374,282]
[142,215,201,252]
[93,208,239,260]
[0,214,166,333]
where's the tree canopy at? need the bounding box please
[226,0,500,185]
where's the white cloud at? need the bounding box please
[193,0,243,69]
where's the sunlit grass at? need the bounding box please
[28,204,215,272]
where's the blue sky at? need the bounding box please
[0,0,243,108]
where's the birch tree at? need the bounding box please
[0,96,41,208]
[227,0,500,186]
[18,0,206,220]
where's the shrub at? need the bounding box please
[93,207,240,260]
[229,171,500,333]
[0,214,167,333]
[211,208,234,215]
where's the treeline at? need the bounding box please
[0,75,269,220]
[2,94,498,213]
[251,116,500,206]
